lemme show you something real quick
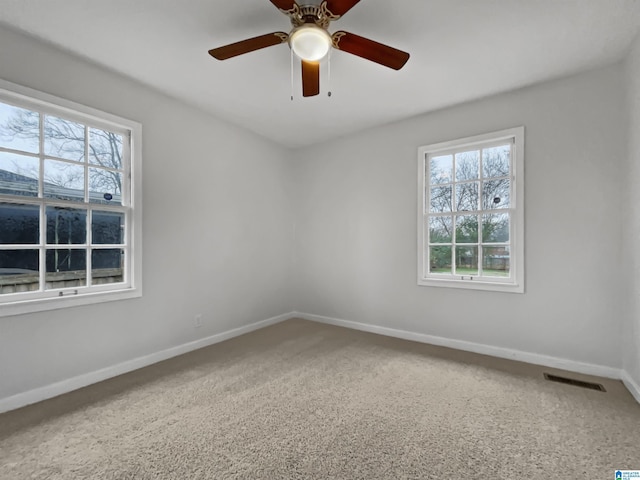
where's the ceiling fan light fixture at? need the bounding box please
[289,24,331,61]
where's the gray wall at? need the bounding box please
[624,34,640,389]
[0,26,294,401]
[291,65,626,370]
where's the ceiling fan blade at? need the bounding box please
[209,32,288,60]
[269,0,298,12]
[301,60,320,97]
[332,31,410,70]
[324,0,360,17]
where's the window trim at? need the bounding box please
[0,79,142,317]
[417,127,524,293]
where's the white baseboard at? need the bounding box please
[0,311,296,414]
[621,370,640,404]
[295,312,622,380]
[3,311,637,413]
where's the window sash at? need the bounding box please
[0,202,129,298]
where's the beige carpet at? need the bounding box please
[1,318,639,479]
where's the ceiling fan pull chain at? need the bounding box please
[327,48,332,97]
[290,48,294,101]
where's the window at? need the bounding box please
[0,80,142,316]
[418,127,524,293]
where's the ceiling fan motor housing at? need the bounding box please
[287,3,340,29]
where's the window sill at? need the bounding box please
[0,287,142,317]
[418,277,524,293]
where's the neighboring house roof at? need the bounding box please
[0,168,121,203]
[0,168,38,185]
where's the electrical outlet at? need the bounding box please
[194,314,203,328]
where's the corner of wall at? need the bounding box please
[283,148,299,313]
[622,32,640,388]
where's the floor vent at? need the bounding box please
[543,373,606,392]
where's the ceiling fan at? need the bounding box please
[208,0,410,97]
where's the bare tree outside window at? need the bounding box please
[1,109,123,201]
[427,145,511,276]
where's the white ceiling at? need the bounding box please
[1,0,639,148]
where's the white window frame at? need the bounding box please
[0,79,142,317]
[417,127,524,293]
